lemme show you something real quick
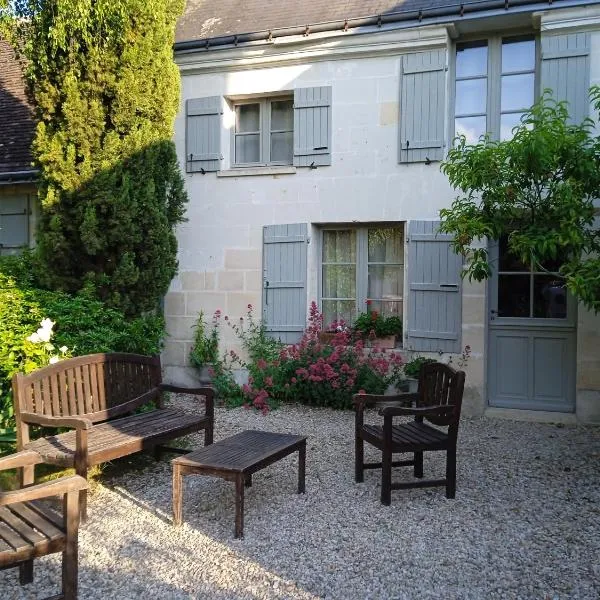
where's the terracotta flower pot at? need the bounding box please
[366,335,397,349]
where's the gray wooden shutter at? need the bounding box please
[263,224,308,344]
[399,49,446,163]
[0,195,29,254]
[406,221,462,353]
[541,32,590,124]
[186,96,222,173]
[293,87,332,167]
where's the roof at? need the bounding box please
[0,39,35,175]
[175,0,558,46]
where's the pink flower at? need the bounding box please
[358,389,366,395]
[365,299,372,306]
[247,304,253,310]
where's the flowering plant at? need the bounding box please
[352,300,403,339]
[235,302,404,412]
[190,310,221,367]
[23,318,70,372]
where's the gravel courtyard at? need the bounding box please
[2,397,599,600]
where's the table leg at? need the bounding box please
[173,464,183,526]
[245,474,252,488]
[298,441,306,494]
[235,474,245,538]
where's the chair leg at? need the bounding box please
[19,560,33,585]
[62,491,81,600]
[355,435,364,483]
[75,465,88,523]
[414,451,423,478]
[205,424,213,446]
[446,446,457,499]
[381,448,392,506]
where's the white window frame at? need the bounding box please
[318,224,405,325]
[231,95,293,168]
[451,33,540,143]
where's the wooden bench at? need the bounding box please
[0,450,88,599]
[12,353,214,520]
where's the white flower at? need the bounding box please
[27,332,41,343]
[36,327,52,343]
[40,318,55,331]
[59,346,68,354]
[49,356,59,364]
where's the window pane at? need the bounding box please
[455,78,487,115]
[455,116,486,144]
[235,134,260,163]
[270,131,293,163]
[271,99,293,130]
[501,73,535,112]
[235,103,260,133]
[322,265,356,298]
[500,112,526,141]
[369,300,403,319]
[534,276,567,318]
[0,213,28,247]
[498,274,530,317]
[368,265,403,301]
[368,228,402,262]
[322,300,355,329]
[456,43,488,78]
[502,38,535,73]
[323,230,356,263]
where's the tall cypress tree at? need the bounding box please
[22,0,187,315]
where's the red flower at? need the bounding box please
[358,389,366,395]
[365,299,372,306]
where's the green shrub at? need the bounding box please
[352,303,403,339]
[189,310,220,368]
[403,356,436,379]
[0,269,165,436]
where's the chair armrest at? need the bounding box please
[0,475,88,506]
[353,392,417,410]
[19,412,93,430]
[379,404,455,417]
[0,450,44,472]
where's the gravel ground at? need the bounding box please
[2,396,600,600]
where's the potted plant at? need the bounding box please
[402,355,437,392]
[352,302,402,349]
[190,310,221,383]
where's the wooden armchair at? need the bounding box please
[354,362,466,505]
[0,450,88,599]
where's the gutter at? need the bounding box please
[0,169,38,185]
[173,0,590,53]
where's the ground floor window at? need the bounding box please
[0,194,29,255]
[320,225,404,327]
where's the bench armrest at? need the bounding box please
[19,412,93,430]
[0,450,44,472]
[159,384,215,397]
[0,475,88,506]
[379,404,455,417]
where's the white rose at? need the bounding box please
[49,356,59,364]
[59,346,68,354]
[40,318,55,331]
[37,327,52,343]
[27,333,41,343]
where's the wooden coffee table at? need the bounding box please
[172,429,306,538]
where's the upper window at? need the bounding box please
[455,36,536,144]
[321,227,404,328]
[233,97,293,167]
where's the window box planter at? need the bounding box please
[366,335,397,349]
[318,332,339,344]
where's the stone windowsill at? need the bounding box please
[216,166,297,177]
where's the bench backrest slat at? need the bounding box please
[13,353,162,424]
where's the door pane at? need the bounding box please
[499,235,528,271]
[502,38,535,73]
[271,99,293,130]
[270,131,293,163]
[456,43,488,78]
[322,300,355,329]
[235,103,260,132]
[368,228,402,262]
[455,79,487,115]
[235,134,260,163]
[534,276,567,318]
[322,265,356,298]
[323,230,356,262]
[501,73,535,112]
[455,116,486,144]
[498,274,530,317]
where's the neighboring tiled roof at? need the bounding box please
[175,0,551,45]
[0,39,35,174]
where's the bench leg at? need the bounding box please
[154,446,163,461]
[298,441,306,494]
[173,465,183,527]
[414,451,424,479]
[244,474,252,488]
[62,490,80,600]
[20,464,35,488]
[235,474,245,539]
[19,560,33,585]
